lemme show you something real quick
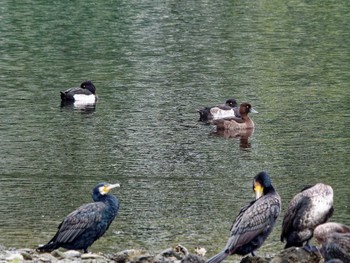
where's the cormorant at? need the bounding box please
[206,171,281,263]
[37,182,120,253]
[60,80,97,104]
[280,183,334,250]
[314,222,350,262]
[198,98,239,123]
[212,103,258,131]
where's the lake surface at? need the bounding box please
[0,0,349,262]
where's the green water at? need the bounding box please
[0,0,349,262]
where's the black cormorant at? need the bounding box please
[206,171,281,263]
[37,182,120,253]
[280,183,334,250]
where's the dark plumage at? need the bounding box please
[206,172,281,263]
[198,98,239,123]
[60,80,97,103]
[314,222,350,262]
[281,183,334,250]
[212,103,258,131]
[37,182,120,253]
[321,233,350,262]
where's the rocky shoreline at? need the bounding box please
[0,244,325,263]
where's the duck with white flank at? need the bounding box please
[198,98,239,123]
[60,80,97,105]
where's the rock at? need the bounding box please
[81,252,106,259]
[0,244,327,263]
[112,248,153,263]
[5,252,24,261]
[240,255,269,263]
[16,248,34,260]
[270,247,322,263]
[39,252,59,262]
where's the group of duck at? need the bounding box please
[59,80,257,133]
[198,97,258,132]
[45,81,349,263]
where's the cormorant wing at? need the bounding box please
[54,202,106,243]
[226,196,280,253]
[281,194,310,241]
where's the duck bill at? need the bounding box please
[250,108,258,114]
[254,183,264,199]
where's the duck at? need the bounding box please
[314,222,350,262]
[280,183,334,250]
[198,98,239,123]
[212,102,258,131]
[60,80,97,104]
[206,171,281,263]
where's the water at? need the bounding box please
[0,0,349,261]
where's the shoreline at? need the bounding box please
[0,244,323,263]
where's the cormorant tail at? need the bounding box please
[206,250,228,263]
[36,241,58,253]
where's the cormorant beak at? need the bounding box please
[254,182,264,199]
[102,183,120,194]
[250,108,258,114]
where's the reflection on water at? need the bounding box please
[0,0,349,259]
[211,128,254,150]
[60,101,97,114]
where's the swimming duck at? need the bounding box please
[212,102,258,131]
[206,171,281,263]
[60,80,97,104]
[314,222,350,262]
[198,98,239,122]
[281,183,334,250]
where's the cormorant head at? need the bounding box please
[80,80,96,94]
[92,182,120,201]
[253,171,273,199]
